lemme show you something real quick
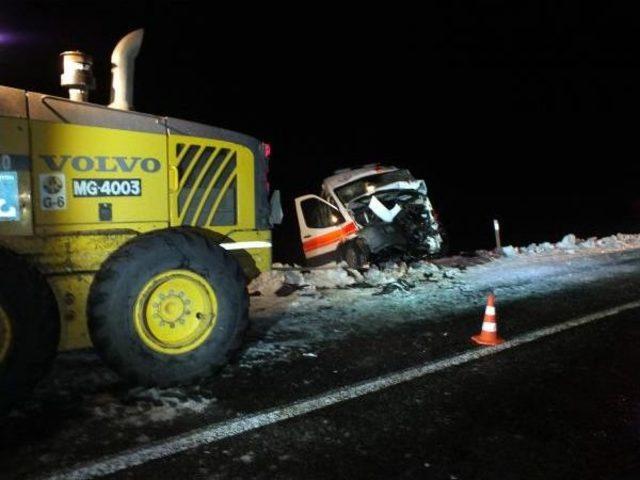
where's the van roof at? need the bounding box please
[322,164,399,192]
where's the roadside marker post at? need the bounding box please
[493,219,502,252]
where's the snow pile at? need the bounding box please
[248,259,462,296]
[503,233,640,257]
[247,269,286,296]
[302,267,356,289]
[248,231,640,300]
[91,387,213,426]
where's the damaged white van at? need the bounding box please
[295,164,445,267]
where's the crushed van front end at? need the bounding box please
[345,178,444,260]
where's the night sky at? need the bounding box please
[2,1,639,262]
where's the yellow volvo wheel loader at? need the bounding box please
[0,30,280,412]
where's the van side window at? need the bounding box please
[301,198,345,228]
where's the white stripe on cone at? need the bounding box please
[485,306,496,316]
[481,322,497,332]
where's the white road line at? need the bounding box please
[42,299,640,480]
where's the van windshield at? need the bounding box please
[334,169,415,205]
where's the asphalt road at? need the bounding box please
[108,308,640,480]
[3,248,640,480]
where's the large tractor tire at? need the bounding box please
[88,228,249,387]
[0,248,60,414]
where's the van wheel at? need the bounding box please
[88,228,249,387]
[0,249,59,414]
[341,239,369,269]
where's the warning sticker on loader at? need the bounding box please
[40,173,67,210]
[0,171,20,221]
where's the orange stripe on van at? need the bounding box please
[303,222,357,253]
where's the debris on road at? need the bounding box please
[238,452,255,464]
[249,260,461,297]
[374,279,416,295]
[92,387,214,426]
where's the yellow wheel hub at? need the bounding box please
[134,270,218,355]
[0,306,12,362]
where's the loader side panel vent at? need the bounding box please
[210,177,237,226]
[177,144,199,179]
[175,142,238,227]
[205,155,237,227]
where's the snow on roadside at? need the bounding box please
[502,233,640,257]
[243,231,640,369]
[248,232,640,305]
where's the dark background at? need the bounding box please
[1,1,639,263]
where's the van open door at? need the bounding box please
[294,194,357,266]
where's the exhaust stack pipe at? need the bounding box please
[60,51,95,102]
[108,29,144,110]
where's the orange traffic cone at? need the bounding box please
[471,294,504,346]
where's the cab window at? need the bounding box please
[301,198,345,228]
